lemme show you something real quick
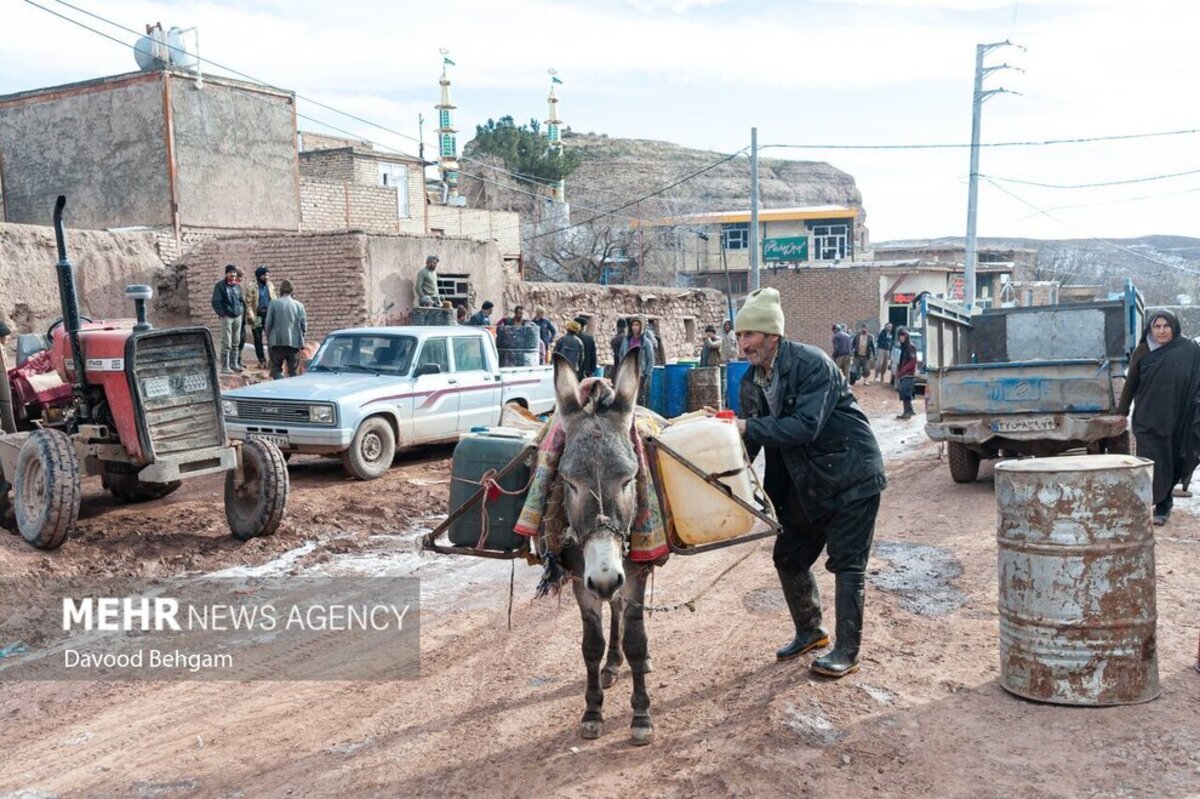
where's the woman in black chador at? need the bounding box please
[1117,309,1200,526]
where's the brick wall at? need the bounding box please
[298,150,355,182]
[299,179,425,236]
[179,231,369,344]
[506,282,727,364]
[299,132,371,152]
[762,267,885,353]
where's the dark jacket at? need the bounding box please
[211,279,245,319]
[895,331,917,378]
[832,330,853,358]
[577,331,598,377]
[876,328,894,352]
[466,311,492,326]
[535,317,557,348]
[852,331,876,359]
[553,333,586,378]
[738,339,886,519]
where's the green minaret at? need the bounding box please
[545,70,565,203]
[436,51,462,205]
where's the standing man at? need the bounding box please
[467,301,494,326]
[699,325,723,367]
[533,307,557,363]
[415,255,440,306]
[498,305,528,326]
[874,323,894,384]
[647,318,667,366]
[245,265,277,370]
[553,320,587,379]
[574,315,598,379]
[831,324,853,380]
[721,319,740,362]
[731,288,886,678]
[610,318,628,376]
[210,264,245,374]
[851,325,876,385]
[265,279,307,380]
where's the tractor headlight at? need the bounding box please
[221,399,238,417]
[142,376,170,399]
[308,404,334,424]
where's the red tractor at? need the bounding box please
[0,196,288,549]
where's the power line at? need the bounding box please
[981,177,1200,277]
[524,148,749,242]
[761,128,1200,151]
[1013,184,1200,218]
[983,167,1200,189]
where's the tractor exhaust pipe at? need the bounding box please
[53,195,89,421]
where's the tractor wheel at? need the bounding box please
[1102,431,1132,455]
[13,429,81,550]
[341,417,396,480]
[947,442,981,484]
[225,438,289,541]
[106,472,183,504]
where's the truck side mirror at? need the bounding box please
[413,363,441,377]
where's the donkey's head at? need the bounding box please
[554,349,642,600]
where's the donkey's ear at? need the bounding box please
[553,353,582,416]
[611,348,641,413]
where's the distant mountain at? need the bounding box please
[876,235,1200,305]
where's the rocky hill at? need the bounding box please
[460,131,865,227]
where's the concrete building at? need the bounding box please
[872,242,1038,308]
[639,205,866,291]
[0,69,300,244]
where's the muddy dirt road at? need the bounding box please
[1,387,1198,798]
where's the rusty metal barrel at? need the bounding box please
[994,454,1158,705]
[686,366,722,412]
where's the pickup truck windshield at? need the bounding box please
[310,334,417,376]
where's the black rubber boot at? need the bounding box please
[775,569,830,660]
[812,572,865,678]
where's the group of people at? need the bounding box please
[210,264,307,380]
[831,322,919,420]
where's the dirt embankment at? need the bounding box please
[1,387,1198,797]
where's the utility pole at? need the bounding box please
[750,127,760,292]
[964,41,1022,312]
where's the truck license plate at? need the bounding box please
[992,418,1055,433]
[249,433,289,448]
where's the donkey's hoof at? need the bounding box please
[601,668,619,688]
[630,724,654,746]
[644,658,654,673]
[579,720,604,739]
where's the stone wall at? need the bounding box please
[506,282,727,364]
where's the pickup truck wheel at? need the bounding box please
[225,438,289,540]
[1102,431,1132,455]
[342,417,396,480]
[13,429,81,550]
[947,442,981,483]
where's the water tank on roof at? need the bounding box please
[133,31,167,71]
[167,27,198,69]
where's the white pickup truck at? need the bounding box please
[220,326,555,479]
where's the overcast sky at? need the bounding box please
[2,0,1197,243]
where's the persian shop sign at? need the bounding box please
[763,236,809,262]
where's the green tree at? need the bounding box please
[466,116,581,184]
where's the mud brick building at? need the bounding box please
[0,69,301,245]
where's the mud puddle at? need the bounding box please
[870,540,966,616]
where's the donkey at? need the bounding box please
[553,349,654,746]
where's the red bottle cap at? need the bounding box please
[716,410,735,420]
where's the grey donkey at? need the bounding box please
[553,349,654,746]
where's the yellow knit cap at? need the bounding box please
[734,288,785,335]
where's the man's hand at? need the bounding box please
[736,418,747,434]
